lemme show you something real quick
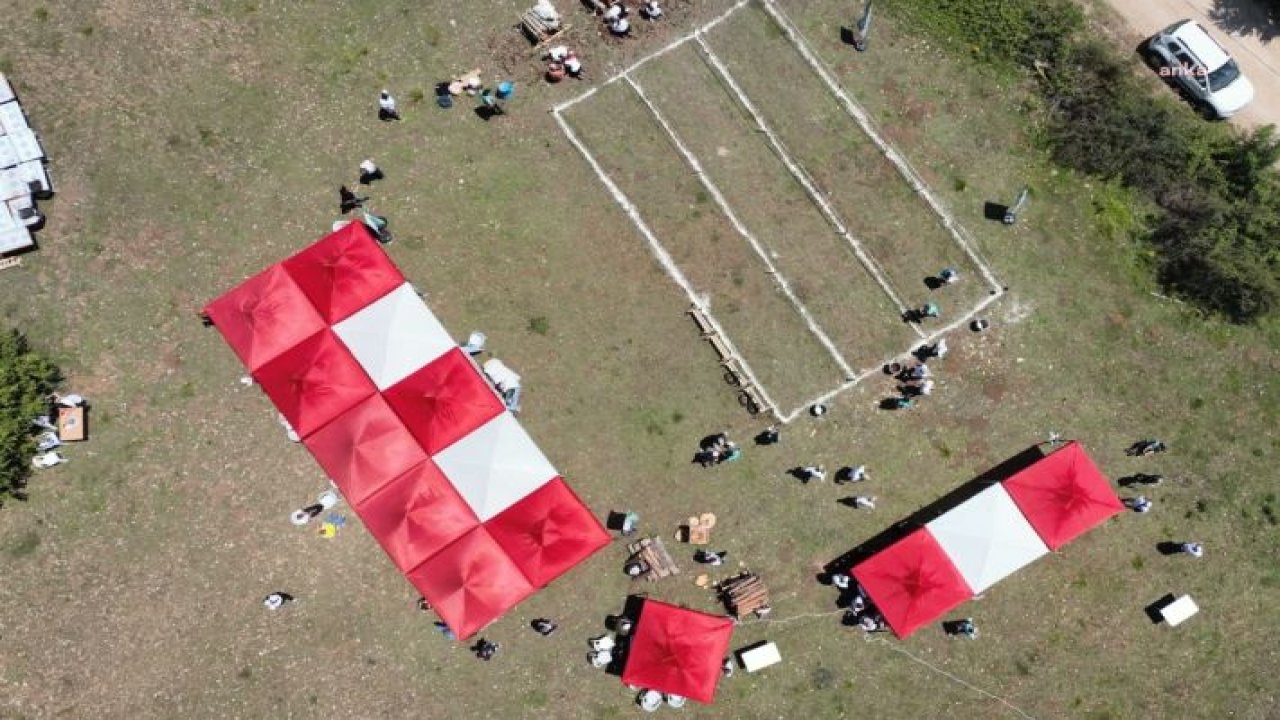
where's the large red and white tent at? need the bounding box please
[204,223,609,638]
[620,600,735,704]
[852,528,974,639]
[1002,441,1124,551]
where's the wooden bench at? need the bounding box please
[0,256,22,271]
[719,573,771,619]
[739,384,769,415]
[687,306,716,337]
[706,334,734,362]
[520,10,570,49]
[627,536,679,582]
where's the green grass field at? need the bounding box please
[1,1,1278,719]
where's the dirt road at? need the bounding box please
[1100,0,1280,128]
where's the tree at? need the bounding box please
[0,328,61,504]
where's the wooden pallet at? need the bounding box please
[520,10,570,49]
[0,256,22,271]
[627,536,679,581]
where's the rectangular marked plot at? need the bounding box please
[632,44,918,371]
[562,80,846,410]
[704,5,994,316]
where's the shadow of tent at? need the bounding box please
[1145,593,1176,624]
[824,443,1053,575]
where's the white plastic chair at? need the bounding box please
[32,451,67,468]
[318,490,340,509]
[461,331,487,355]
[665,694,687,708]
[36,431,62,452]
[590,634,616,652]
[589,650,612,668]
[637,690,662,712]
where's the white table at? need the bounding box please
[0,222,33,253]
[0,135,16,169]
[0,101,26,134]
[1160,595,1199,627]
[0,174,27,201]
[6,128,42,163]
[9,160,51,196]
[739,641,782,673]
[0,75,13,104]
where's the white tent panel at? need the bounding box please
[433,412,558,521]
[334,283,455,390]
[925,484,1049,594]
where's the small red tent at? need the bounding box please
[203,264,325,372]
[282,222,404,324]
[621,600,735,704]
[406,527,535,640]
[357,459,478,573]
[485,477,610,588]
[1001,441,1123,551]
[852,528,974,639]
[303,394,428,505]
[251,330,376,438]
[383,348,505,455]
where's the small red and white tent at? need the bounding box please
[1002,441,1124,551]
[204,223,608,638]
[925,484,1050,594]
[852,528,973,639]
[620,600,735,704]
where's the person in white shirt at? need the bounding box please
[1180,542,1204,557]
[800,465,826,483]
[852,496,876,509]
[609,16,630,35]
[378,90,400,120]
[640,0,663,19]
[603,2,624,21]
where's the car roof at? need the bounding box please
[1171,20,1231,70]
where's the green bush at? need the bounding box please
[0,328,61,503]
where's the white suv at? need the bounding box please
[1144,20,1254,119]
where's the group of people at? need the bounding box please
[1119,440,1205,558]
[886,338,949,410]
[696,431,742,466]
[601,0,663,36]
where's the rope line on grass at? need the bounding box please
[863,635,1038,720]
[551,108,785,421]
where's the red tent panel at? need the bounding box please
[282,222,405,324]
[852,528,974,639]
[383,348,504,455]
[621,600,735,704]
[356,459,479,572]
[1002,441,1124,551]
[203,264,326,371]
[407,527,535,640]
[484,477,610,588]
[251,329,376,438]
[303,394,428,505]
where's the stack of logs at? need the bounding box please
[719,572,771,619]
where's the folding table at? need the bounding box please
[6,128,42,163]
[1160,595,1199,627]
[0,101,27,134]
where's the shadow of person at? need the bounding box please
[924,276,944,290]
[1156,541,1183,556]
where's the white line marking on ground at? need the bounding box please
[624,72,859,382]
[694,33,919,326]
[551,109,786,421]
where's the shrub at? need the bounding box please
[0,328,61,503]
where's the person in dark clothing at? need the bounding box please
[339,185,367,213]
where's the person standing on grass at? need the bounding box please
[531,618,558,636]
[473,638,501,660]
[1124,496,1153,513]
[263,592,295,610]
[378,90,400,120]
[921,302,940,319]
[851,496,876,510]
[1179,542,1204,558]
[358,158,383,184]
[836,465,869,485]
[695,549,728,566]
[939,267,959,284]
[799,465,826,483]
[757,426,780,445]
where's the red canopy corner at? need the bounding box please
[251,329,377,438]
[282,222,405,324]
[406,527,535,641]
[852,528,974,639]
[484,477,610,588]
[357,459,479,573]
[1001,441,1123,551]
[383,348,505,455]
[621,600,735,704]
[203,264,326,372]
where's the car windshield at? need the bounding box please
[1208,59,1241,92]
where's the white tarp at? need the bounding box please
[925,484,1049,594]
[432,411,557,521]
[334,283,456,390]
